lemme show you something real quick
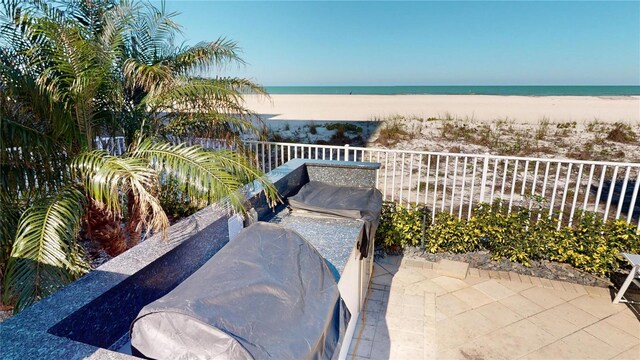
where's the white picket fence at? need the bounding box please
[95,137,640,230]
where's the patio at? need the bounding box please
[348,256,640,360]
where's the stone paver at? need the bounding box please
[352,258,640,360]
[519,286,567,309]
[611,344,640,360]
[450,286,495,309]
[570,294,625,319]
[499,293,546,318]
[459,319,557,359]
[474,279,516,300]
[603,311,640,339]
[431,276,468,293]
[475,301,523,328]
[435,259,469,279]
[583,321,639,350]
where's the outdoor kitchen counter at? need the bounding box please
[268,209,364,279]
[0,159,379,360]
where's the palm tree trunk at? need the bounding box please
[125,190,142,248]
[84,199,127,257]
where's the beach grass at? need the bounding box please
[364,113,640,162]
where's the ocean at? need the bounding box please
[265,85,640,96]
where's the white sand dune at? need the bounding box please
[245,94,640,124]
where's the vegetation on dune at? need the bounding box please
[369,114,639,162]
[0,0,277,312]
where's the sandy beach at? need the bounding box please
[245,94,639,163]
[245,94,640,124]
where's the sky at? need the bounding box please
[160,1,640,86]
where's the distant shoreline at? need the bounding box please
[264,85,640,97]
[245,94,640,124]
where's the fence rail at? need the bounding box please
[244,141,640,230]
[94,137,640,230]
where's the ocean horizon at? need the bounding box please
[265,85,640,96]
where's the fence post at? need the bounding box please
[479,153,490,204]
[344,144,350,161]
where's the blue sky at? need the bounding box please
[161,1,640,86]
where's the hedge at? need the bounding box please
[377,201,640,275]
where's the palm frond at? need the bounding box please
[171,37,245,76]
[146,77,266,120]
[128,0,180,63]
[160,112,261,142]
[0,47,78,143]
[0,188,21,281]
[0,116,71,199]
[3,185,87,312]
[213,76,268,96]
[123,57,174,94]
[131,139,280,212]
[71,149,169,237]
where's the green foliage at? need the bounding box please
[158,176,204,221]
[471,204,556,266]
[425,213,479,253]
[325,123,362,134]
[535,117,550,140]
[377,202,429,248]
[3,187,88,312]
[0,0,278,312]
[377,201,640,276]
[546,213,640,275]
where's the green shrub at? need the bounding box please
[425,212,479,253]
[325,123,362,134]
[547,213,640,275]
[158,175,205,221]
[473,204,533,265]
[377,201,429,248]
[376,201,640,275]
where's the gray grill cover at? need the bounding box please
[130,222,350,360]
[288,181,383,259]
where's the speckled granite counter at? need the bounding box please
[269,209,363,279]
[0,159,379,360]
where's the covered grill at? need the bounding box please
[287,181,383,259]
[130,222,350,360]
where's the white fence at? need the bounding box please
[244,141,640,230]
[95,137,640,230]
[94,136,232,155]
[95,136,127,155]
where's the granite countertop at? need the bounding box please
[269,208,363,278]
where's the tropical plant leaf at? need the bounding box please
[131,139,280,212]
[3,185,87,312]
[71,149,169,237]
[0,188,21,283]
[0,116,71,199]
[170,37,245,76]
[0,0,276,314]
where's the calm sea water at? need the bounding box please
[265,86,640,96]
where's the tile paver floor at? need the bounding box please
[348,256,640,360]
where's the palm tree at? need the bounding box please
[1,0,277,312]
